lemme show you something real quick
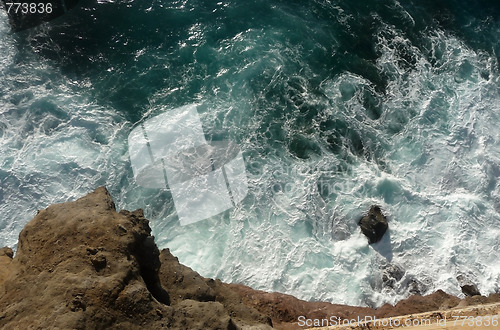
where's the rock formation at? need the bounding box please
[0,188,499,330]
[457,275,481,297]
[0,187,271,329]
[461,284,481,297]
[358,205,388,244]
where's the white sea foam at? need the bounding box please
[0,22,130,248]
[156,24,500,307]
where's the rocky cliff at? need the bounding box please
[0,187,498,329]
[0,187,271,329]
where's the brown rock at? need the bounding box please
[0,187,272,329]
[376,289,461,317]
[159,248,216,304]
[0,247,13,258]
[457,275,481,297]
[225,285,500,330]
[159,248,273,328]
[0,187,172,329]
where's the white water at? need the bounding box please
[1,8,500,308]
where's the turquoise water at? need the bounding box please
[1,0,499,307]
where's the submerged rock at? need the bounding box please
[372,263,428,298]
[381,263,405,289]
[461,284,481,297]
[359,205,389,244]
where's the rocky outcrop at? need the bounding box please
[381,263,405,289]
[461,284,481,297]
[228,286,499,330]
[358,205,388,244]
[0,188,499,330]
[0,187,271,330]
[159,248,273,329]
[457,275,481,297]
[227,285,463,330]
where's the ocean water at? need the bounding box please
[1,0,500,307]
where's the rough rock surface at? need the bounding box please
[0,247,13,292]
[0,187,271,330]
[228,285,500,330]
[159,248,273,329]
[1,187,499,330]
[227,285,463,329]
[358,205,388,244]
[381,263,406,289]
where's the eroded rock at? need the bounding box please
[382,263,405,289]
[359,205,389,244]
[0,247,14,290]
[0,187,272,329]
[0,187,173,329]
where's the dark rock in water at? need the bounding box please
[382,263,405,289]
[457,275,481,297]
[0,187,272,329]
[407,277,431,296]
[359,205,389,244]
[461,284,481,297]
[408,279,423,295]
[376,263,428,297]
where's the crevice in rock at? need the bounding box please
[119,209,171,306]
[132,223,170,306]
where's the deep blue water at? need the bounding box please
[1,0,500,307]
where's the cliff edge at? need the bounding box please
[0,187,498,329]
[0,187,271,329]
